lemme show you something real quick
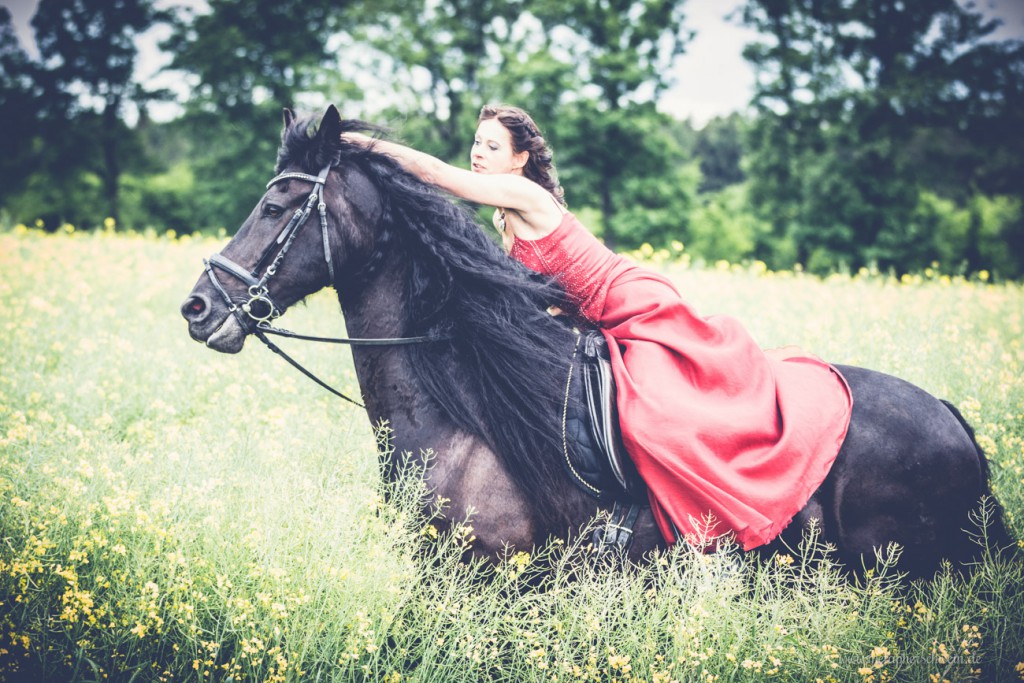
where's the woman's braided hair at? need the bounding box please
[479,104,566,206]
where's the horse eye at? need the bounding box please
[263,203,284,219]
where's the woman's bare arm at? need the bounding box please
[343,133,563,239]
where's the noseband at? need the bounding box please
[201,164,440,407]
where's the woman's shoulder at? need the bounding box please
[512,210,576,245]
[506,186,568,240]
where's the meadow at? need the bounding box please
[1,224,1023,682]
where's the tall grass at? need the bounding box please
[1,225,1022,682]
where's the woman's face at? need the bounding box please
[471,118,528,175]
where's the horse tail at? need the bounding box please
[941,399,1018,557]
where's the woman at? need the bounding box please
[343,105,852,551]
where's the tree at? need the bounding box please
[0,9,44,204]
[694,113,747,193]
[532,0,693,248]
[164,0,355,230]
[605,107,701,249]
[31,0,171,224]
[348,0,532,161]
[165,0,348,112]
[741,0,1024,275]
[325,0,694,249]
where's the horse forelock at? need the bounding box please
[276,113,377,174]
[277,112,578,529]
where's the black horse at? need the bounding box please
[181,105,1013,577]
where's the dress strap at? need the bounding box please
[548,193,568,215]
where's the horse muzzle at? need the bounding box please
[180,292,249,354]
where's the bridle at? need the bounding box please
[202,164,441,407]
[204,164,334,326]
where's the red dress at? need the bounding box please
[511,213,852,550]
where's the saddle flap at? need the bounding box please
[565,330,647,503]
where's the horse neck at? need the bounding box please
[336,257,454,455]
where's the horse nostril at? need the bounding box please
[181,295,209,321]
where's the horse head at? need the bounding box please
[180,105,383,353]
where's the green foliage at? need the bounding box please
[694,113,747,193]
[30,0,172,223]
[741,0,1024,277]
[2,0,1023,277]
[614,161,700,249]
[350,0,529,160]
[911,191,1024,278]
[558,103,698,249]
[162,0,361,231]
[532,0,689,100]
[686,185,771,263]
[0,9,43,200]
[348,0,694,252]
[177,106,285,232]
[533,0,691,249]
[32,0,167,107]
[120,163,199,234]
[164,0,350,111]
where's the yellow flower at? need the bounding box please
[870,645,890,660]
[608,653,631,672]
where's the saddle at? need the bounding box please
[562,329,648,550]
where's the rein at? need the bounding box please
[203,164,443,408]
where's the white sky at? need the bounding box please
[659,0,759,125]
[5,0,1023,128]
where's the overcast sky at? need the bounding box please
[6,0,1023,128]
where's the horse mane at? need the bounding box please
[277,112,582,531]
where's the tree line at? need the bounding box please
[1,0,1022,277]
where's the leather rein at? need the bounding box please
[202,164,442,408]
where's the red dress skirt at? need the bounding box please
[511,213,852,550]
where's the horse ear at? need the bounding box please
[318,104,343,143]
[283,108,295,129]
